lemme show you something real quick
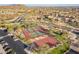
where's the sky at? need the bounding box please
[25,4,79,6]
[0,4,79,7]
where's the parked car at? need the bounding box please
[0,40,6,44]
[3,45,9,49]
[0,28,8,32]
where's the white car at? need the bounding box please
[0,28,7,32]
[8,33,13,36]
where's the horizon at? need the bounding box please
[0,4,79,7]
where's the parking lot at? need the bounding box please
[0,29,27,54]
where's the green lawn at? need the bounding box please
[47,44,69,54]
[47,32,69,54]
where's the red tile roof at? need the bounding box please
[35,37,57,47]
[23,29,30,39]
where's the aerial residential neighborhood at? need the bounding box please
[0,4,79,54]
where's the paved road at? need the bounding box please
[2,36,26,54]
[0,30,8,37]
[0,30,27,54]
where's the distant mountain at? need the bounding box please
[0,4,79,8]
[24,4,79,8]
